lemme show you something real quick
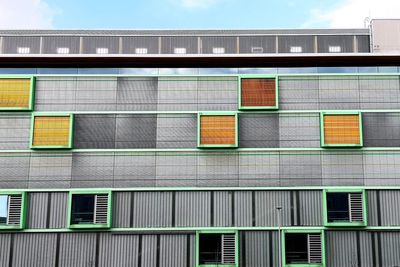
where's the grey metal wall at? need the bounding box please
[278,35,315,53]
[0,115,30,150]
[2,36,41,54]
[42,36,80,54]
[122,36,159,54]
[242,231,279,267]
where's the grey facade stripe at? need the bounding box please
[377,232,382,267]
[46,192,52,229]
[95,232,100,267]
[376,191,382,226]
[210,191,214,227]
[156,235,160,267]
[138,235,142,267]
[295,191,300,226]
[269,231,273,267]
[130,192,134,228]
[371,232,376,267]
[231,191,235,227]
[290,191,295,226]
[55,233,60,267]
[186,234,190,267]
[172,192,176,227]
[241,231,246,266]
[252,191,256,227]
[356,231,361,267]
[8,234,13,267]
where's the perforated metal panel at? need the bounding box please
[319,76,360,109]
[35,77,77,111]
[317,35,354,53]
[280,152,322,186]
[278,35,314,53]
[0,115,30,149]
[279,113,320,148]
[157,76,197,111]
[363,113,400,147]
[239,152,279,186]
[156,153,197,186]
[116,77,157,111]
[42,36,80,54]
[122,36,159,54]
[75,77,117,111]
[115,114,157,148]
[114,153,156,187]
[279,76,319,110]
[359,75,400,109]
[74,115,116,149]
[198,153,239,186]
[2,36,41,54]
[82,36,119,54]
[321,152,364,185]
[198,76,238,110]
[239,36,276,53]
[201,36,237,54]
[0,153,30,188]
[156,114,197,148]
[357,35,370,52]
[161,36,198,54]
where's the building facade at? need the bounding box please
[0,19,400,266]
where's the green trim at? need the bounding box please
[196,230,239,267]
[0,192,27,230]
[197,112,238,148]
[0,76,35,111]
[320,111,363,148]
[30,113,74,149]
[282,229,326,267]
[238,75,279,110]
[67,190,112,229]
[322,189,367,227]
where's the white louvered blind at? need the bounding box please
[222,234,236,264]
[349,193,364,222]
[7,195,22,225]
[308,234,322,264]
[94,194,108,224]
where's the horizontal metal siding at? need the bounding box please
[156,114,197,148]
[279,76,319,110]
[279,113,320,148]
[116,77,158,111]
[175,191,210,227]
[159,235,187,267]
[321,152,364,186]
[0,115,30,149]
[12,233,57,267]
[239,114,279,148]
[98,233,139,267]
[319,76,360,109]
[0,153,30,188]
[298,190,322,226]
[48,192,68,228]
[27,192,48,229]
[58,233,97,267]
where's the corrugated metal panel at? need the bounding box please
[319,76,360,109]
[380,232,400,266]
[29,152,72,188]
[175,191,210,227]
[255,191,291,226]
[234,191,252,226]
[48,192,68,228]
[141,235,157,267]
[42,36,80,54]
[366,190,379,226]
[363,113,400,147]
[71,153,114,188]
[359,75,400,109]
[159,235,187,267]
[74,115,116,149]
[12,233,57,267]
[363,152,400,186]
[201,36,237,54]
[239,152,279,186]
[82,36,119,54]
[75,77,117,111]
[317,35,354,53]
[279,113,320,148]
[278,35,314,53]
[298,190,322,226]
[198,153,239,187]
[156,153,197,187]
[0,153,30,188]
[321,152,364,186]
[0,234,11,266]
[2,36,41,54]
[112,192,131,228]
[239,36,276,53]
[278,76,319,110]
[27,192,48,229]
[98,233,139,267]
[214,191,233,227]
[359,231,374,267]
[156,114,197,148]
[132,191,172,227]
[280,152,322,186]
[379,190,400,226]
[244,231,277,267]
[0,115,30,150]
[161,36,198,54]
[114,153,156,187]
[116,77,158,111]
[58,232,97,267]
[357,35,370,52]
[326,231,359,267]
[34,77,77,111]
[197,76,237,110]
[115,114,157,149]
[238,114,279,148]
[122,36,159,54]
[157,76,197,111]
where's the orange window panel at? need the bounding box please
[241,78,276,107]
[200,115,236,145]
[33,116,71,147]
[0,78,31,108]
[323,114,361,145]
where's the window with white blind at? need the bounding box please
[0,192,26,230]
[197,232,237,266]
[284,231,324,266]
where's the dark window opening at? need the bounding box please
[71,194,95,224]
[327,192,350,222]
[0,195,8,224]
[285,233,308,264]
[199,234,222,264]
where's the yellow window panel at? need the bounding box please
[0,78,32,109]
[323,114,361,145]
[32,116,72,148]
[200,115,236,146]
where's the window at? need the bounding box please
[68,191,112,229]
[0,77,35,110]
[174,47,187,54]
[96,47,109,54]
[320,112,363,147]
[283,230,324,266]
[251,46,264,53]
[197,232,237,266]
[57,47,70,54]
[17,47,30,54]
[135,48,148,54]
[0,192,26,230]
[323,189,367,226]
[328,46,341,53]
[31,114,74,149]
[239,76,278,109]
[197,113,238,148]
[290,46,302,53]
[212,47,225,54]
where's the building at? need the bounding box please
[0,19,400,266]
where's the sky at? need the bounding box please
[0,0,399,29]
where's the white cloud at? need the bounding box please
[303,0,400,28]
[178,0,225,9]
[0,0,55,29]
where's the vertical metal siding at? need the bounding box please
[321,152,364,186]
[326,231,359,267]
[244,231,277,267]
[161,36,198,54]
[122,36,159,54]
[378,190,400,226]
[317,35,354,53]
[2,36,41,54]
[159,235,187,267]
[298,190,322,226]
[116,77,158,111]
[0,115,30,150]
[27,192,48,229]
[175,191,211,227]
[156,114,197,148]
[200,36,237,54]
[141,235,157,267]
[239,36,276,53]
[359,231,374,267]
[278,35,314,53]
[131,191,173,228]
[58,233,97,267]
[238,114,279,148]
[98,233,139,267]
[239,152,279,186]
[112,192,131,228]
[82,36,119,54]
[0,234,11,266]
[380,232,400,266]
[48,192,68,228]
[214,191,233,227]
[366,190,379,226]
[12,233,57,267]
[254,191,291,226]
[234,191,253,226]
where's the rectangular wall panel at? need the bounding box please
[116,77,158,111]
[0,115,30,149]
[98,233,139,267]
[175,191,210,227]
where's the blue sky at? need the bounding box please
[0,0,399,29]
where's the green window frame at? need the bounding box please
[0,191,27,230]
[195,230,239,267]
[197,112,238,148]
[320,111,363,148]
[0,76,35,111]
[238,75,279,110]
[282,229,326,267]
[323,188,367,227]
[67,190,112,229]
[30,113,74,149]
